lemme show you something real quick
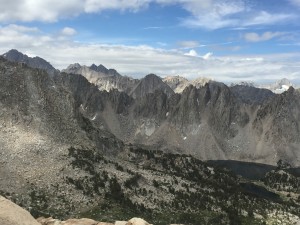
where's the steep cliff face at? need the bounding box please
[127,82,249,160]
[252,87,300,164]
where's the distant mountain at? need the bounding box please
[230,85,275,105]
[129,74,175,98]
[63,63,120,78]
[230,81,255,87]
[163,76,211,93]
[163,76,189,93]
[262,78,293,94]
[62,63,138,93]
[2,49,58,75]
[190,77,212,89]
[272,78,293,92]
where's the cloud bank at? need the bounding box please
[1,24,299,84]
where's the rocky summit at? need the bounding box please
[2,49,58,76]
[1,51,300,225]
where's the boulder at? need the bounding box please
[0,195,41,225]
[115,222,128,225]
[63,218,99,225]
[37,217,114,225]
[126,218,151,225]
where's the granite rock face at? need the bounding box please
[0,196,40,225]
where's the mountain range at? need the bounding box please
[1,49,300,224]
[1,49,300,166]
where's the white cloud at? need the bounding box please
[61,27,77,36]
[184,49,199,57]
[244,11,297,26]
[181,0,245,29]
[244,31,285,42]
[84,0,152,13]
[202,52,213,60]
[0,24,300,84]
[0,0,84,22]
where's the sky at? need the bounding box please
[0,0,300,84]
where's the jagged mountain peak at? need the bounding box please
[144,73,162,80]
[3,49,23,59]
[2,49,58,75]
[277,78,292,85]
[65,63,81,70]
[89,63,109,73]
[130,73,174,98]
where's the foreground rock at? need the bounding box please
[38,217,151,225]
[38,217,115,225]
[0,196,40,225]
[127,218,152,225]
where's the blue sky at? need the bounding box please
[0,0,300,83]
